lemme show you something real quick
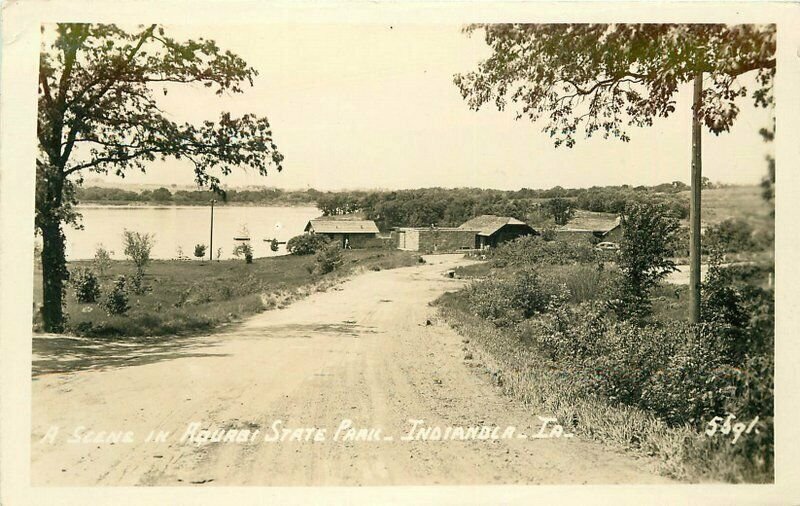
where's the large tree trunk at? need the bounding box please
[40,218,69,333]
[37,195,69,332]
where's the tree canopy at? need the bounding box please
[36,23,284,331]
[37,24,284,229]
[454,24,775,147]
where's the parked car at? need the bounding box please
[594,241,620,251]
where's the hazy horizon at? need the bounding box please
[81,176,760,194]
[74,23,774,192]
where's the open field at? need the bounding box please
[685,185,773,229]
[32,249,422,339]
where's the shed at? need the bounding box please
[555,211,622,243]
[305,218,381,248]
[458,215,537,249]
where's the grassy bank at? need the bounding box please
[33,250,422,338]
[436,298,771,482]
[437,251,774,483]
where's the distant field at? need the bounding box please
[680,185,773,228]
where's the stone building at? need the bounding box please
[394,227,477,254]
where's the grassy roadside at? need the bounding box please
[435,283,772,483]
[33,249,422,338]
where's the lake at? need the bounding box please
[61,205,321,260]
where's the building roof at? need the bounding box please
[306,219,380,234]
[459,215,531,237]
[558,210,621,233]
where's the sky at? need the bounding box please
[88,23,774,191]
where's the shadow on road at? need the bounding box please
[32,334,228,377]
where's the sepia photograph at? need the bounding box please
[1,1,798,504]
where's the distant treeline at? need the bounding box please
[76,186,320,206]
[76,182,699,230]
[316,184,694,230]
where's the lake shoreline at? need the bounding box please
[57,204,322,261]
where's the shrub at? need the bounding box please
[314,243,343,274]
[101,275,130,315]
[70,267,101,303]
[611,201,679,321]
[491,235,597,267]
[122,230,155,292]
[194,243,207,259]
[92,244,113,277]
[232,243,254,264]
[704,218,756,253]
[287,234,331,255]
[518,303,750,428]
[465,267,567,326]
[639,324,740,426]
[702,253,774,362]
[540,226,557,241]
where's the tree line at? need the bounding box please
[76,183,693,231]
[315,185,692,230]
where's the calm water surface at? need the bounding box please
[62,205,321,260]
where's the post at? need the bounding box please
[209,199,216,262]
[689,72,703,323]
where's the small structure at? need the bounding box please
[458,215,537,249]
[304,218,381,248]
[394,226,477,253]
[555,210,622,243]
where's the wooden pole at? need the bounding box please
[209,199,215,262]
[689,72,703,323]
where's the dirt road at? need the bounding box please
[32,254,671,485]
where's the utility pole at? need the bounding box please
[689,72,703,323]
[209,199,216,262]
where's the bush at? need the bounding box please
[704,218,756,253]
[287,234,330,255]
[232,243,254,264]
[490,235,597,267]
[70,267,101,303]
[194,243,207,259]
[540,226,557,241]
[611,201,680,321]
[314,243,343,274]
[92,244,113,277]
[122,230,155,293]
[517,302,752,428]
[101,275,130,315]
[702,253,774,362]
[465,267,567,326]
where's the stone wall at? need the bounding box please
[417,229,476,253]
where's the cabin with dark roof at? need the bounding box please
[555,210,622,244]
[458,215,537,249]
[304,218,382,248]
